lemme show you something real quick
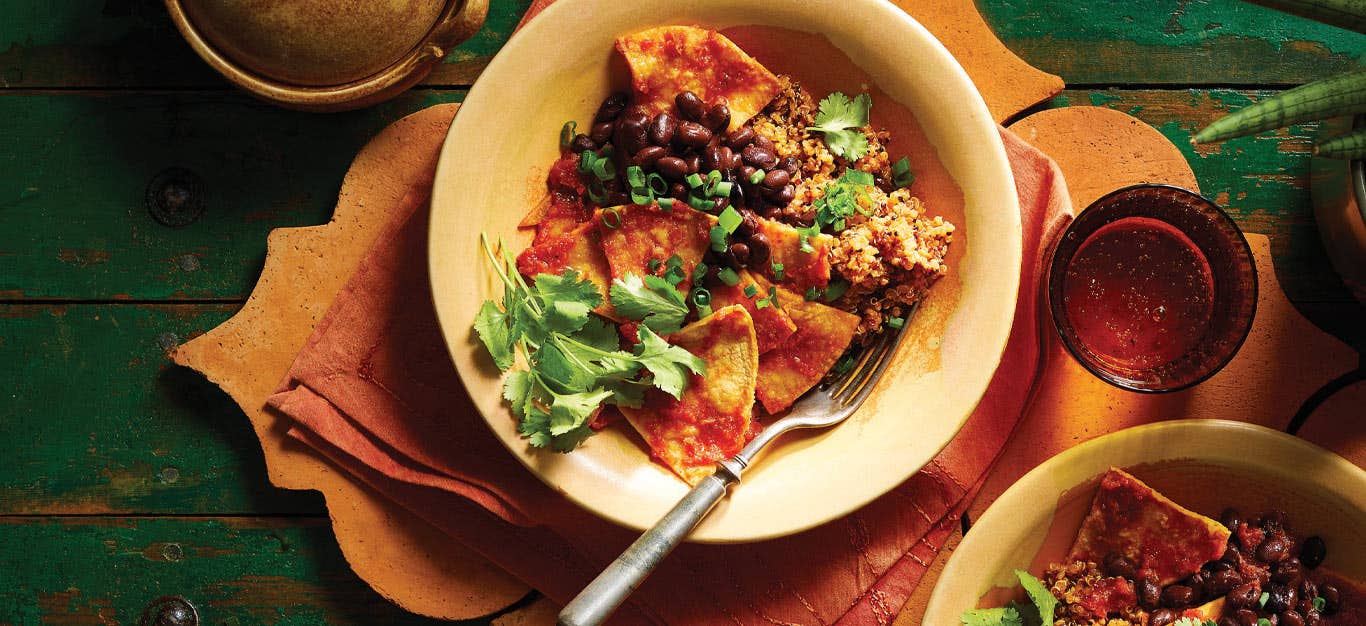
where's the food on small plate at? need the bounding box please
[474,25,956,482]
[963,468,1365,626]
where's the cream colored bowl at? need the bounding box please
[924,420,1366,621]
[429,0,1021,542]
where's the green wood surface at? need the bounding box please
[1,0,1363,624]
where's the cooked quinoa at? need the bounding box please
[750,76,955,341]
[1045,561,1148,626]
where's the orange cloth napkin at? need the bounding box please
[265,126,1071,625]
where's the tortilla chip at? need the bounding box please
[516,221,616,317]
[755,286,860,413]
[756,218,834,291]
[707,270,796,354]
[619,305,759,484]
[599,203,715,287]
[616,26,783,131]
[1069,468,1230,586]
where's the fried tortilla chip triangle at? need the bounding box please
[756,284,860,414]
[619,305,759,484]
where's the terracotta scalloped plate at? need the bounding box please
[923,420,1366,622]
[429,0,1021,542]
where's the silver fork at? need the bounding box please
[557,315,912,626]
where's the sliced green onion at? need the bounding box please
[822,279,849,302]
[841,168,875,187]
[647,173,668,196]
[691,288,711,306]
[717,206,743,234]
[665,267,686,287]
[626,165,647,188]
[630,189,653,205]
[712,181,734,197]
[685,173,704,189]
[1259,593,1270,609]
[648,258,662,271]
[756,297,771,309]
[1257,619,1271,626]
[656,197,675,211]
[804,286,821,301]
[601,206,622,229]
[743,284,759,298]
[665,254,683,270]
[886,316,905,329]
[749,170,766,185]
[693,262,709,287]
[709,225,729,253]
[695,302,713,318]
[599,144,615,158]
[1313,597,1327,612]
[892,156,914,188]
[718,267,740,286]
[586,181,608,205]
[833,353,856,375]
[766,286,780,310]
[577,150,595,174]
[705,170,722,193]
[689,196,716,212]
[591,156,615,181]
[772,262,785,281]
[796,224,821,253]
[560,121,577,150]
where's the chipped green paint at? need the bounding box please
[1089,91,1124,106]
[0,304,322,515]
[444,0,535,64]
[0,517,494,625]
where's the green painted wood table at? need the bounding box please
[2,1,1364,624]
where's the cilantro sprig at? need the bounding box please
[807,92,872,160]
[474,236,705,451]
[959,570,1056,626]
[795,168,878,253]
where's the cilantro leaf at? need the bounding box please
[502,370,535,420]
[1014,570,1056,626]
[474,300,515,370]
[959,607,1022,626]
[534,269,601,334]
[633,327,705,399]
[811,169,875,235]
[519,403,553,448]
[808,92,872,160]
[549,388,613,436]
[610,273,689,334]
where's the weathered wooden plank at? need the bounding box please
[0,515,501,625]
[0,88,1354,303]
[1,1,1362,89]
[0,0,532,89]
[980,0,1366,85]
[0,90,463,301]
[0,303,323,515]
[1048,88,1360,305]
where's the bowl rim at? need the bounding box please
[1046,183,1258,393]
[428,0,1021,542]
[163,0,489,111]
[923,418,1366,621]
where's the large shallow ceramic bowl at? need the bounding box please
[429,0,1021,542]
[924,420,1366,621]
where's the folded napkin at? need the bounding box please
[265,124,1070,624]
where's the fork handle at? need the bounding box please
[557,465,740,626]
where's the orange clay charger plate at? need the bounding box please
[922,419,1366,622]
[429,0,1021,542]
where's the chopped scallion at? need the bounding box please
[743,284,758,298]
[692,288,711,306]
[648,258,662,271]
[591,156,615,181]
[833,353,856,375]
[749,170,766,185]
[822,279,849,302]
[886,316,905,329]
[647,173,668,196]
[560,121,577,150]
[718,206,743,234]
[892,156,914,188]
[586,181,608,205]
[693,262,709,287]
[626,165,647,188]
[718,267,740,286]
[577,150,595,174]
[601,207,622,229]
[772,262,785,281]
[709,225,729,253]
[713,181,734,197]
[804,286,821,301]
[685,173,704,189]
[689,196,716,212]
[656,197,674,211]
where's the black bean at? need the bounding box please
[669,182,688,201]
[1137,579,1162,610]
[772,184,796,206]
[1150,608,1177,626]
[761,205,783,220]
[1234,608,1260,626]
[1299,536,1326,569]
[748,232,771,265]
[1303,609,1322,626]
[753,134,775,151]
[719,146,740,172]
[701,144,722,172]
[1273,558,1305,585]
[1320,583,1340,615]
[648,113,677,146]
[1228,582,1260,609]
[594,93,628,122]
[590,121,615,145]
[1259,534,1291,563]
[712,196,730,212]
[1206,559,1234,573]
[569,134,597,153]
[1206,567,1243,596]
[633,146,667,168]
[1299,578,1318,602]
[1281,610,1305,626]
[685,154,701,174]
[735,210,759,237]
[1265,583,1295,613]
[738,165,757,181]
[1162,585,1196,608]
[676,121,713,148]
[606,190,629,206]
[656,157,689,181]
[702,103,731,131]
[1260,510,1288,531]
[780,156,801,174]
[1219,618,1240,626]
[729,242,751,266]
[615,111,650,155]
[1101,552,1137,580]
[1223,545,1243,566]
[726,127,757,150]
[676,91,705,121]
[1221,507,1244,532]
[742,144,778,169]
[761,168,791,190]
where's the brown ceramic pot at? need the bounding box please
[165,0,488,111]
